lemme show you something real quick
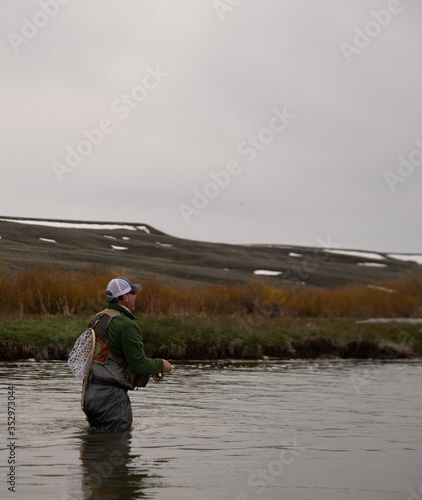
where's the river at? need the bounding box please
[1,359,421,500]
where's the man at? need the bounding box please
[82,276,173,432]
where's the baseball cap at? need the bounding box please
[106,276,142,300]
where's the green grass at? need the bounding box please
[1,314,421,360]
[0,316,88,348]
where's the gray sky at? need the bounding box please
[1,0,421,253]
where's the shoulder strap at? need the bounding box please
[99,308,125,318]
[89,308,126,366]
[88,308,124,342]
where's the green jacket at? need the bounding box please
[105,302,164,376]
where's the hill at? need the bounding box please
[0,216,420,289]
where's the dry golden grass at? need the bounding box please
[1,266,421,318]
[0,266,115,316]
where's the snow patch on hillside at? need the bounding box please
[323,249,385,260]
[253,270,283,276]
[357,318,422,324]
[0,218,149,232]
[357,262,387,268]
[367,285,394,293]
[387,254,422,265]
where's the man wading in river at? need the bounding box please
[82,277,173,432]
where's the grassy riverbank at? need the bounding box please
[1,315,421,361]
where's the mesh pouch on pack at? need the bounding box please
[67,328,95,380]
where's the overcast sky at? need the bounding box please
[1,0,421,253]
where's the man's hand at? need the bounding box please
[162,359,173,373]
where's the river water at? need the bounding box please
[0,359,421,500]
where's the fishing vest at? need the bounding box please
[88,309,149,388]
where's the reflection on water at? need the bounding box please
[0,359,421,500]
[76,431,160,500]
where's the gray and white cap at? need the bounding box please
[106,276,142,300]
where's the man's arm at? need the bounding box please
[120,320,165,375]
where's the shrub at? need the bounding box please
[1,266,421,319]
